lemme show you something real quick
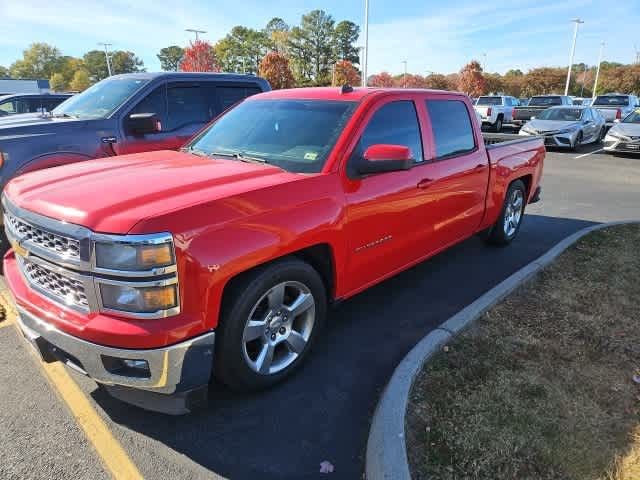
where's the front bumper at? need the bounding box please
[16,305,215,413]
[603,138,640,153]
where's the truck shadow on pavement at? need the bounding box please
[90,214,596,480]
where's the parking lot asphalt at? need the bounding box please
[1,144,639,480]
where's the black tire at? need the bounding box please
[494,116,503,132]
[485,179,527,246]
[572,131,583,151]
[215,257,327,391]
[597,126,606,143]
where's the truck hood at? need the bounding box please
[0,113,81,140]
[4,150,302,233]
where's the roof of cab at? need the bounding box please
[252,86,460,102]
[104,72,270,87]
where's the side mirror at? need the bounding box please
[127,113,161,135]
[358,144,413,175]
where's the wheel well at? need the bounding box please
[220,244,336,315]
[497,113,504,120]
[516,174,532,199]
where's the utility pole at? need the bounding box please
[592,41,605,99]
[580,63,587,97]
[362,0,369,87]
[185,28,207,42]
[98,43,112,77]
[357,46,365,86]
[564,18,584,96]
[402,60,407,88]
[482,52,487,72]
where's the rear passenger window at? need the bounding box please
[425,100,476,159]
[217,86,262,111]
[357,101,423,162]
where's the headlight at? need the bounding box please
[100,282,178,314]
[557,127,578,134]
[94,235,174,272]
[605,131,624,141]
[521,126,536,135]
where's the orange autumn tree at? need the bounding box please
[334,60,360,86]
[258,52,295,89]
[457,60,487,97]
[368,71,394,87]
[179,40,220,72]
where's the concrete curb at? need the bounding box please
[365,220,639,480]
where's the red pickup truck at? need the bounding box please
[3,87,544,413]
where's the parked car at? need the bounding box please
[603,108,640,154]
[519,105,606,150]
[3,86,544,413]
[0,72,270,192]
[473,95,519,131]
[512,95,573,127]
[519,97,530,106]
[591,94,640,127]
[0,93,73,116]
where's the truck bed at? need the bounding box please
[483,133,537,148]
[513,106,548,121]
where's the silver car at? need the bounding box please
[518,106,605,150]
[603,109,640,154]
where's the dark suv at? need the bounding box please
[0,72,270,190]
[0,93,73,116]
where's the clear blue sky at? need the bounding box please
[1,0,638,75]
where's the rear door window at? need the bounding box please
[165,82,211,131]
[425,99,476,159]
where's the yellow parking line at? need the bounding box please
[38,359,144,480]
[0,288,143,480]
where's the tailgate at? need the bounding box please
[475,106,490,118]
[594,107,618,121]
[513,108,541,120]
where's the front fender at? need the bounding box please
[16,151,96,176]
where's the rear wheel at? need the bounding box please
[215,258,327,391]
[486,180,526,246]
[494,116,503,132]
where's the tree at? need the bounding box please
[333,60,360,86]
[83,50,110,82]
[457,60,487,97]
[70,70,90,91]
[264,18,290,54]
[368,72,394,87]
[215,26,268,74]
[9,43,62,79]
[522,67,566,96]
[505,69,523,77]
[180,40,220,72]
[57,56,85,86]
[259,52,295,89]
[484,72,504,94]
[0,66,9,78]
[288,10,336,85]
[157,46,184,71]
[423,74,450,90]
[110,51,144,75]
[333,21,360,65]
[49,73,66,92]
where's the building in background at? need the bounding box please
[0,79,50,95]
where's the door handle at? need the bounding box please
[474,164,487,170]
[417,178,434,189]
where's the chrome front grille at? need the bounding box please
[5,213,80,260]
[20,257,89,311]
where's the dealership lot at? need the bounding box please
[1,144,639,480]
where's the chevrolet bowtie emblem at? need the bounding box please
[10,239,28,258]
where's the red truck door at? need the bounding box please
[342,96,438,291]
[414,95,489,247]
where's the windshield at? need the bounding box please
[537,108,583,121]
[622,110,640,123]
[529,96,563,107]
[51,77,150,119]
[593,95,629,106]
[186,99,357,173]
[476,97,502,106]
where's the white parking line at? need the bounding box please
[574,148,604,159]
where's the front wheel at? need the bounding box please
[486,180,526,246]
[572,131,583,151]
[215,258,327,391]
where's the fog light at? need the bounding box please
[102,356,151,378]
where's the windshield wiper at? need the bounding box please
[51,112,78,119]
[209,150,268,164]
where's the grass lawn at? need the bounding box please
[406,224,640,480]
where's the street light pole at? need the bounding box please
[592,41,605,99]
[564,18,584,96]
[362,0,369,87]
[402,60,407,88]
[482,52,487,72]
[185,28,207,42]
[98,43,112,77]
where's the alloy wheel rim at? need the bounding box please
[503,189,524,237]
[242,281,315,375]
